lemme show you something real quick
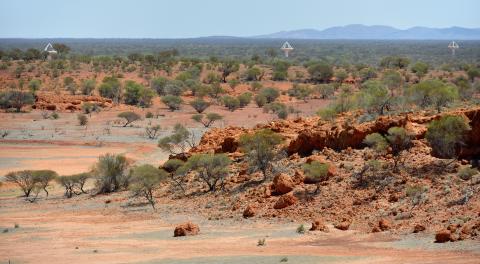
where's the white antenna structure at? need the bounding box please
[448,41,459,56]
[280,41,294,57]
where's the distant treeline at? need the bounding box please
[0,38,479,67]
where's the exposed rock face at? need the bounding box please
[173,222,200,237]
[187,107,480,159]
[310,219,329,232]
[435,229,452,243]
[33,93,112,111]
[272,173,294,195]
[273,192,297,209]
[243,204,256,218]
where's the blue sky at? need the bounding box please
[0,0,479,38]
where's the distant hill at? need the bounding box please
[252,24,480,40]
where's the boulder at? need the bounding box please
[379,219,392,231]
[174,222,200,237]
[272,173,294,195]
[334,221,350,231]
[310,219,329,232]
[273,192,297,209]
[435,229,452,243]
[243,204,256,218]
[413,224,426,233]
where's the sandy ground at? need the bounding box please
[0,185,479,264]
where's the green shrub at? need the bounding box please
[426,115,471,159]
[92,153,129,194]
[129,164,167,209]
[190,98,210,113]
[178,153,231,192]
[118,111,140,127]
[458,167,478,181]
[222,96,240,111]
[161,95,183,111]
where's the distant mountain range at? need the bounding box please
[251,24,480,40]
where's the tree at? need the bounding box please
[81,79,96,95]
[158,124,195,155]
[165,80,185,96]
[411,61,429,79]
[28,79,41,93]
[272,60,290,81]
[359,67,377,82]
[287,84,312,102]
[161,95,183,111]
[239,129,283,181]
[259,87,280,103]
[57,173,90,198]
[190,98,210,113]
[52,43,71,55]
[145,125,161,139]
[302,161,330,193]
[263,102,288,119]
[407,79,458,112]
[151,77,169,96]
[308,62,333,83]
[237,92,252,107]
[246,67,262,81]
[254,94,267,107]
[118,111,141,127]
[178,153,231,192]
[93,153,129,193]
[335,69,348,83]
[123,81,155,107]
[32,170,58,197]
[228,79,240,91]
[162,159,186,193]
[425,115,471,159]
[357,80,391,115]
[98,76,122,103]
[129,164,167,209]
[314,84,335,99]
[5,170,37,197]
[219,60,239,83]
[467,67,480,83]
[364,127,411,171]
[192,113,222,127]
[0,90,34,112]
[382,70,403,95]
[222,95,240,111]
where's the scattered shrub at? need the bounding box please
[77,114,88,126]
[129,164,167,209]
[425,115,471,159]
[118,111,141,127]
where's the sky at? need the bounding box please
[0,0,479,38]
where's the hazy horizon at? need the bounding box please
[1,0,479,38]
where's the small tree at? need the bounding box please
[302,161,330,194]
[222,95,240,111]
[254,94,267,107]
[81,79,96,95]
[363,127,411,171]
[192,113,222,127]
[118,111,141,127]
[158,124,195,155]
[161,95,183,111]
[151,77,169,96]
[239,129,283,181]
[5,170,36,197]
[308,62,333,83]
[0,91,34,112]
[425,115,471,159]
[357,80,391,115]
[77,114,88,126]
[93,153,129,194]
[228,79,240,91]
[178,153,231,192]
[129,164,167,209]
[411,61,429,79]
[28,79,41,93]
[259,87,280,103]
[145,124,161,139]
[237,92,252,107]
[162,159,186,193]
[32,170,58,197]
[190,98,210,113]
[57,173,90,198]
[219,60,240,83]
